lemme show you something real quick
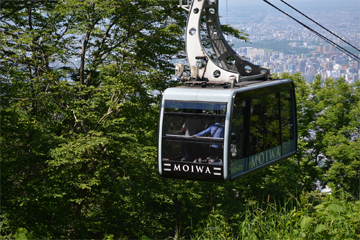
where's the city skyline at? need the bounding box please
[215,0,360,83]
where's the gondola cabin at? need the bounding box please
[158,0,297,182]
[158,79,297,182]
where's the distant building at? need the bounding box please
[304,73,315,83]
[353,74,359,82]
[333,64,342,71]
[327,70,341,79]
[353,61,359,70]
[247,48,265,56]
[298,61,306,73]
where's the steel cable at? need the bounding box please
[262,0,360,62]
[280,0,360,53]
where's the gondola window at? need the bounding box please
[230,89,296,177]
[162,101,227,164]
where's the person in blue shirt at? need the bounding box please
[192,117,224,161]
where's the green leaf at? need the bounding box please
[14,228,28,240]
[300,216,313,230]
[329,213,345,220]
[315,224,327,233]
[327,204,344,213]
[314,204,324,209]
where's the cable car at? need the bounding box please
[158,0,297,182]
[158,80,297,182]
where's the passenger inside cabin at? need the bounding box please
[193,117,224,162]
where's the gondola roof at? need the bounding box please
[163,79,294,102]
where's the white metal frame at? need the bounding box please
[185,0,239,83]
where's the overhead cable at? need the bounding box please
[280,0,360,53]
[262,0,360,62]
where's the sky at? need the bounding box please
[219,0,360,12]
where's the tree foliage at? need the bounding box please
[0,0,249,238]
[1,0,187,238]
[277,72,360,198]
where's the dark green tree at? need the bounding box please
[224,72,360,206]
[277,73,360,198]
[1,0,187,238]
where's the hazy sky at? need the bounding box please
[221,0,360,5]
[219,0,360,11]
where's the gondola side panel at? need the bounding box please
[229,80,297,181]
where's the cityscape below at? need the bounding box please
[222,0,360,83]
